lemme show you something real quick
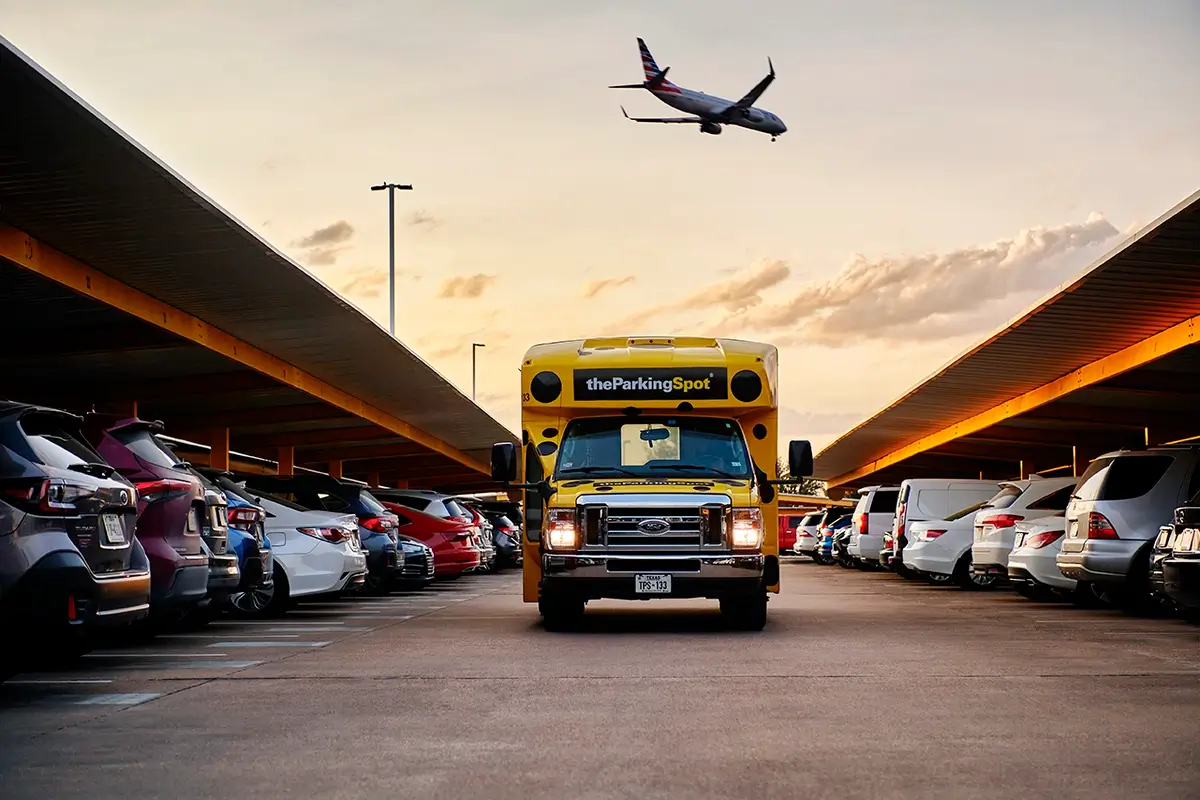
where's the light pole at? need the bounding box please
[370,181,413,336]
[472,343,485,401]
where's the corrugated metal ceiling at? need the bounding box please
[0,37,516,469]
[814,187,1200,482]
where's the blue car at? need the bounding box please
[201,470,286,617]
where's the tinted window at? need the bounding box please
[357,490,387,516]
[985,486,1024,510]
[1186,466,1200,506]
[869,490,899,513]
[1074,455,1174,502]
[17,414,105,470]
[800,513,821,526]
[112,428,179,469]
[946,501,988,521]
[555,416,751,479]
[444,498,472,519]
[786,515,805,527]
[386,495,432,512]
[1028,484,1075,511]
[495,515,517,528]
[247,488,310,513]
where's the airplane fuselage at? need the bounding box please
[651,85,786,136]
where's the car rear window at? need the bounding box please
[444,498,472,519]
[985,485,1024,510]
[357,489,388,516]
[869,489,899,513]
[1074,455,1174,502]
[112,428,180,469]
[946,500,989,521]
[1027,484,1075,511]
[16,414,105,470]
[800,513,821,526]
[389,495,432,512]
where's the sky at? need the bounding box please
[4,0,1200,452]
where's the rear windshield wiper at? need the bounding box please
[558,466,641,478]
[68,462,116,479]
[646,463,745,480]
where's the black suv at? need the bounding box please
[0,402,151,675]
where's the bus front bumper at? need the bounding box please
[542,553,765,600]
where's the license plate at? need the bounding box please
[1068,520,1079,538]
[635,573,671,594]
[101,513,125,545]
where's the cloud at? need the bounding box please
[733,213,1120,346]
[437,273,497,299]
[292,220,356,267]
[604,259,790,332]
[408,210,441,230]
[336,267,387,298]
[582,275,636,298]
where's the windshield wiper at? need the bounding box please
[67,462,116,479]
[558,466,641,479]
[646,464,746,480]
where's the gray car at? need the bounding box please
[1057,446,1200,609]
[0,402,151,676]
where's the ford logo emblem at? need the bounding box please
[637,518,670,535]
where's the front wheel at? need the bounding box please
[720,592,767,631]
[539,594,585,631]
[228,563,290,618]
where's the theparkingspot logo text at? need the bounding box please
[573,367,729,401]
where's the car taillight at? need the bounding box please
[297,526,351,544]
[980,514,1024,530]
[855,514,867,535]
[1026,530,1064,549]
[2,478,96,515]
[136,478,194,504]
[362,516,395,533]
[896,501,907,536]
[1084,512,1119,539]
[227,507,260,529]
[924,529,947,540]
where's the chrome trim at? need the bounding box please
[543,553,763,580]
[572,493,733,554]
[576,493,733,507]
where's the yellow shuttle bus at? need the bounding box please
[489,336,813,630]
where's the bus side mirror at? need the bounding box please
[788,440,814,478]
[491,442,517,483]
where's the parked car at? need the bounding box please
[901,499,994,588]
[970,476,1077,580]
[891,479,1001,579]
[791,511,824,556]
[1161,492,1200,613]
[1149,524,1178,610]
[233,481,367,601]
[1006,514,1076,601]
[187,468,240,620]
[459,501,497,571]
[1057,446,1200,611]
[379,501,480,580]
[778,511,808,555]
[0,402,151,674]
[199,470,278,617]
[87,417,211,624]
[486,511,522,567]
[395,535,436,589]
[832,522,857,568]
[847,485,900,567]
[814,511,850,565]
[242,475,402,594]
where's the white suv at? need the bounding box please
[970,476,1077,580]
[847,485,900,566]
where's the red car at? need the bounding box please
[778,513,807,554]
[379,501,480,579]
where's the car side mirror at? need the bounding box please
[788,440,814,478]
[491,442,517,483]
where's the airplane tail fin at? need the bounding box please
[637,37,677,88]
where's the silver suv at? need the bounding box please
[1057,446,1200,608]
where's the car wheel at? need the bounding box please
[229,563,290,618]
[953,554,996,590]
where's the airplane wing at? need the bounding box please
[731,57,775,110]
[621,106,701,124]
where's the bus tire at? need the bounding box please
[539,594,585,631]
[720,591,767,631]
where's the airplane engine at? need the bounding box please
[700,121,722,135]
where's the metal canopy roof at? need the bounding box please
[0,37,517,478]
[814,188,1200,486]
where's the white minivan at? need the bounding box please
[847,485,900,565]
[890,479,1001,577]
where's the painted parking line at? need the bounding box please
[73,693,161,706]
[84,652,231,658]
[5,679,113,685]
[105,660,264,670]
[208,641,330,648]
[264,626,372,633]
[342,615,413,620]
[158,633,302,639]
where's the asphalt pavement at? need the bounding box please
[2,560,1198,799]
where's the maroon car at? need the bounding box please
[86,418,210,619]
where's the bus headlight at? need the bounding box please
[545,508,578,550]
[730,508,763,549]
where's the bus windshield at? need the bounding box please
[553,416,753,480]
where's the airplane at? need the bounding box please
[609,37,786,141]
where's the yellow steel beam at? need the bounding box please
[0,225,491,476]
[826,313,1199,487]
